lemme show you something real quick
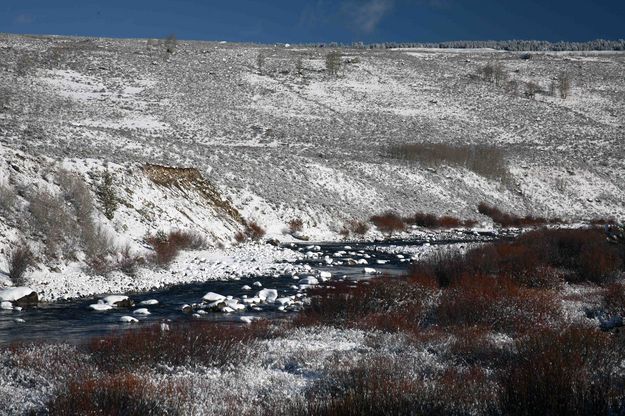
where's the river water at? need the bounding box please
[0,238,491,345]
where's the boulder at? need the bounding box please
[102,295,134,308]
[0,287,38,307]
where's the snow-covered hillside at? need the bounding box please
[0,34,624,299]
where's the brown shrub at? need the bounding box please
[288,218,304,234]
[146,230,207,267]
[88,321,271,371]
[408,249,468,288]
[500,326,625,416]
[234,231,247,243]
[295,278,437,332]
[245,221,266,241]
[370,211,405,235]
[436,275,561,333]
[7,243,34,286]
[405,212,477,229]
[47,372,188,416]
[477,202,559,227]
[604,283,625,315]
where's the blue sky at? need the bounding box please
[2,0,624,43]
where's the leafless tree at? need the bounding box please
[256,52,266,74]
[325,51,342,76]
[8,244,34,286]
[558,73,572,99]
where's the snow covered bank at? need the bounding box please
[25,243,302,302]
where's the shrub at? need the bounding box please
[558,72,572,99]
[603,283,625,315]
[296,278,437,332]
[244,221,266,241]
[370,211,405,235]
[27,190,76,257]
[388,143,508,180]
[46,373,187,416]
[96,169,118,220]
[409,249,467,288]
[436,275,561,333]
[88,321,269,371]
[256,51,266,74]
[325,51,342,76]
[288,218,304,234]
[525,81,541,98]
[146,230,207,267]
[0,183,17,215]
[477,202,562,227]
[8,244,34,286]
[405,212,477,229]
[500,326,625,416]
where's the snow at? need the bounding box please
[133,308,151,315]
[0,287,35,302]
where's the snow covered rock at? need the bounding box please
[102,295,134,308]
[133,308,151,315]
[363,268,377,274]
[256,288,278,303]
[139,299,159,306]
[1,301,13,310]
[202,292,226,302]
[89,303,113,311]
[0,287,38,306]
[120,316,139,323]
[299,276,319,285]
[241,285,252,290]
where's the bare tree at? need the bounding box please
[325,51,342,76]
[295,56,304,76]
[8,244,34,286]
[256,52,266,74]
[164,34,177,54]
[558,73,572,99]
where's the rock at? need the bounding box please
[133,308,151,315]
[0,287,38,306]
[241,285,252,290]
[119,316,139,323]
[181,304,193,313]
[139,299,159,306]
[202,292,226,302]
[299,276,319,285]
[1,301,13,310]
[257,288,278,303]
[102,295,134,308]
[363,267,377,274]
[253,281,263,287]
[89,303,113,311]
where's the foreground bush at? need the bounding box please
[47,373,188,416]
[88,321,270,371]
[500,326,625,416]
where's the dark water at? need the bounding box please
[0,238,488,345]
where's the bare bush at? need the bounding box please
[0,183,17,215]
[525,81,541,98]
[238,221,266,242]
[557,72,572,99]
[96,170,118,220]
[256,52,266,74]
[478,202,563,227]
[27,190,76,256]
[325,51,342,76]
[8,244,34,286]
[478,62,507,86]
[288,218,304,234]
[370,211,405,235]
[388,143,508,180]
[146,230,207,267]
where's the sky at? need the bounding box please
[1,0,624,44]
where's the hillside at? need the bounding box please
[0,34,624,298]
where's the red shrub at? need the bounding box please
[604,283,625,315]
[478,202,562,227]
[436,275,561,333]
[88,321,270,371]
[500,326,625,416]
[370,211,406,234]
[47,373,187,416]
[405,212,477,229]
